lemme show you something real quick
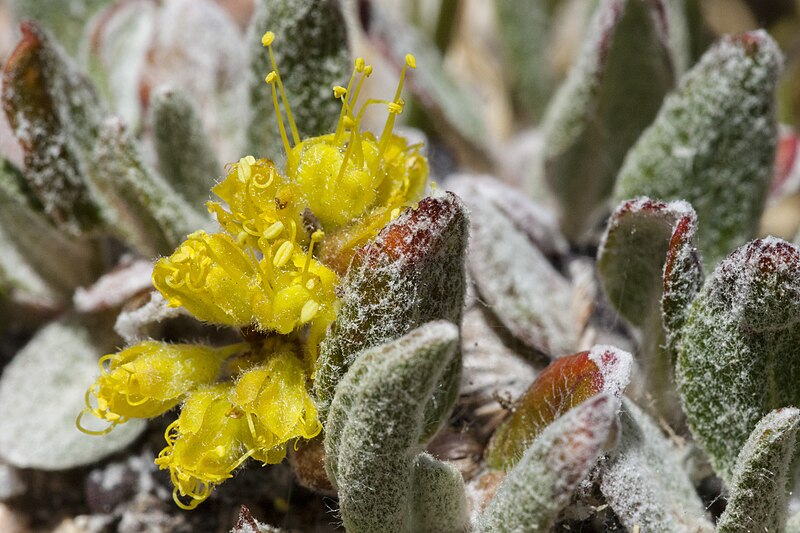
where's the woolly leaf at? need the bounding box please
[448,175,568,259]
[662,206,704,347]
[324,321,467,533]
[150,87,222,207]
[9,0,112,54]
[465,195,576,357]
[314,193,468,439]
[409,453,468,533]
[598,198,700,424]
[0,320,145,469]
[717,408,800,533]
[246,0,349,160]
[542,0,676,240]
[615,31,782,270]
[486,345,632,471]
[600,398,713,532]
[91,117,209,256]
[2,23,105,235]
[477,394,619,533]
[0,158,96,299]
[676,238,800,483]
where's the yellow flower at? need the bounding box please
[76,342,241,435]
[80,28,429,509]
[232,350,321,461]
[155,384,253,510]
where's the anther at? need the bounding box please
[333,86,347,99]
[263,221,284,240]
[261,31,275,47]
[273,241,294,267]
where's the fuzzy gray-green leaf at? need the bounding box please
[246,0,349,160]
[324,321,466,533]
[0,158,96,298]
[0,319,145,470]
[543,0,676,240]
[465,193,576,358]
[150,87,222,207]
[314,193,468,438]
[2,23,106,235]
[717,408,800,533]
[598,198,699,425]
[91,117,209,256]
[599,398,712,532]
[614,31,782,270]
[477,393,619,533]
[676,237,800,484]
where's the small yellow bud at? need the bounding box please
[405,54,417,68]
[364,65,373,76]
[333,86,347,99]
[261,31,275,46]
[265,71,278,84]
[387,101,404,115]
[355,57,365,72]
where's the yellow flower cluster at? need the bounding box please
[78,30,428,510]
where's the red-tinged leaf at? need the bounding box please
[2,22,104,234]
[314,193,469,440]
[486,345,631,471]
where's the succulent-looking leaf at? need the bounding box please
[324,321,467,533]
[676,237,800,483]
[314,192,468,440]
[150,87,222,207]
[2,23,105,235]
[542,0,676,240]
[448,175,568,259]
[466,196,576,357]
[615,31,782,270]
[477,394,620,533]
[600,398,713,533]
[246,0,350,160]
[91,117,210,256]
[486,345,632,471]
[598,198,700,424]
[717,408,800,533]
[662,206,704,348]
[409,453,468,533]
[0,320,145,469]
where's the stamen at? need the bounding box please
[302,230,325,281]
[265,72,292,158]
[378,54,416,157]
[334,58,362,143]
[263,32,300,146]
